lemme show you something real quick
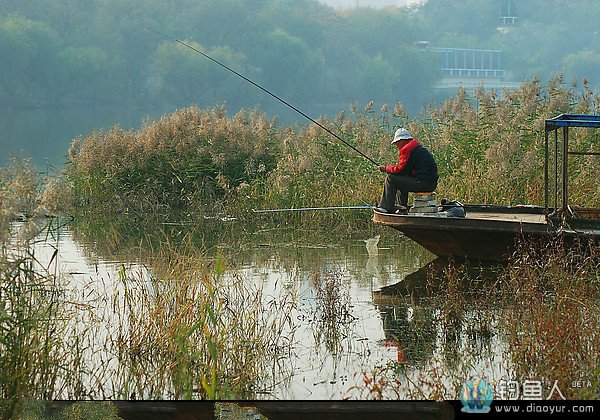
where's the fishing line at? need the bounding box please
[252,205,373,213]
[144,28,380,166]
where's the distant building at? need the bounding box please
[429,47,521,92]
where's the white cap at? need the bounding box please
[391,128,413,144]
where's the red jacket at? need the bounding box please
[385,139,420,174]
[385,139,439,183]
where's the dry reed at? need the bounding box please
[500,237,600,398]
[108,240,297,399]
[66,77,599,225]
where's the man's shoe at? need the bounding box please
[373,207,390,213]
[394,205,408,214]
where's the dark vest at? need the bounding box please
[405,145,438,184]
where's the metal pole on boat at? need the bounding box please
[544,129,549,214]
[144,28,380,167]
[554,129,559,211]
[562,126,569,214]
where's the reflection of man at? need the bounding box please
[374,128,438,214]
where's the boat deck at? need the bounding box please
[373,204,550,232]
[461,211,546,224]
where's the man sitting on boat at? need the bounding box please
[374,128,439,214]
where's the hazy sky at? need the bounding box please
[319,0,423,8]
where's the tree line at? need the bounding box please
[0,0,598,116]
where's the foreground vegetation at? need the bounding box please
[502,238,600,398]
[1,166,296,418]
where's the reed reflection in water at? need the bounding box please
[15,217,516,400]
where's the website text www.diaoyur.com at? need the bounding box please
[494,402,595,415]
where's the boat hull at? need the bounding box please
[373,205,597,261]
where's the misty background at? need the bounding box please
[1,0,599,167]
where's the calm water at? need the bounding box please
[19,216,510,400]
[0,108,168,168]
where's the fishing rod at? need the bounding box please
[252,205,373,213]
[145,28,380,166]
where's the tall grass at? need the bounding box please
[0,247,66,419]
[419,76,600,205]
[0,220,90,417]
[0,160,73,418]
[66,77,599,224]
[67,105,280,216]
[0,159,39,243]
[1,232,297,415]
[0,157,106,416]
[500,237,600,398]
[109,243,297,399]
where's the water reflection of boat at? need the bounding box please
[372,258,502,305]
[373,114,600,261]
[376,302,437,365]
[372,258,501,366]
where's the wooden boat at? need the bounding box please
[373,114,600,261]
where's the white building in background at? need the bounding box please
[319,0,423,9]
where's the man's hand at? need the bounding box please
[378,165,387,172]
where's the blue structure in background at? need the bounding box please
[434,48,505,79]
[429,46,520,92]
